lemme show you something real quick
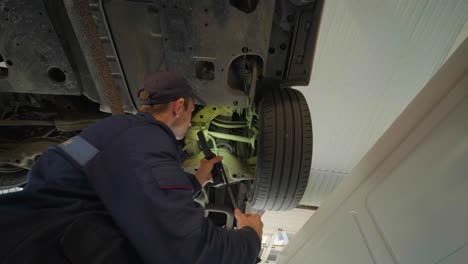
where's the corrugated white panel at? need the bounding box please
[305,169,345,206]
[297,0,468,206]
[445,16,468,62]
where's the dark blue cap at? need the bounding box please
[138,71,203,105]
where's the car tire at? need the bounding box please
[251,87,313,211]
[0,166,28,190]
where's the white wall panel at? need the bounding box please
[297,0,468,206]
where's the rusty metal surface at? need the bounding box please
[71,0,124,115]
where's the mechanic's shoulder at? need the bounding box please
[81,113,133,134]
[78,114,134,146]
[84,112,154,134]
[126,112,174,136]
[102,113,174,146]
[122,120,173,144]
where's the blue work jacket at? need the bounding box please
[0,112,260,263]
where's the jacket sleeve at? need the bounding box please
[84,127,261,264]
[185,172,203,199]
[148,165,261,264]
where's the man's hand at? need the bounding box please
[234,209,264,239]
[194,156,223,186]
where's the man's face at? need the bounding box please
[173,98,195,140]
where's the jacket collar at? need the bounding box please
[138,112,177,142]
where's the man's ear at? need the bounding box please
[174,98,185,115]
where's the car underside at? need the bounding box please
[0,0,323,227]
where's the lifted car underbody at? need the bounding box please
[0,0,323,224]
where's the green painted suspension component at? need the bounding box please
[183,105,258,182]
[207,131,255,147]
[211,119,248,129]
[192,106,235,125]
[184,106,235,156]
[183,148,254,182]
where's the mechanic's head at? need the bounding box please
[138,71,198,140]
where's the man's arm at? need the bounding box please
[85,129,261,263]
[146,170,261,263]
[185,156,223,198]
